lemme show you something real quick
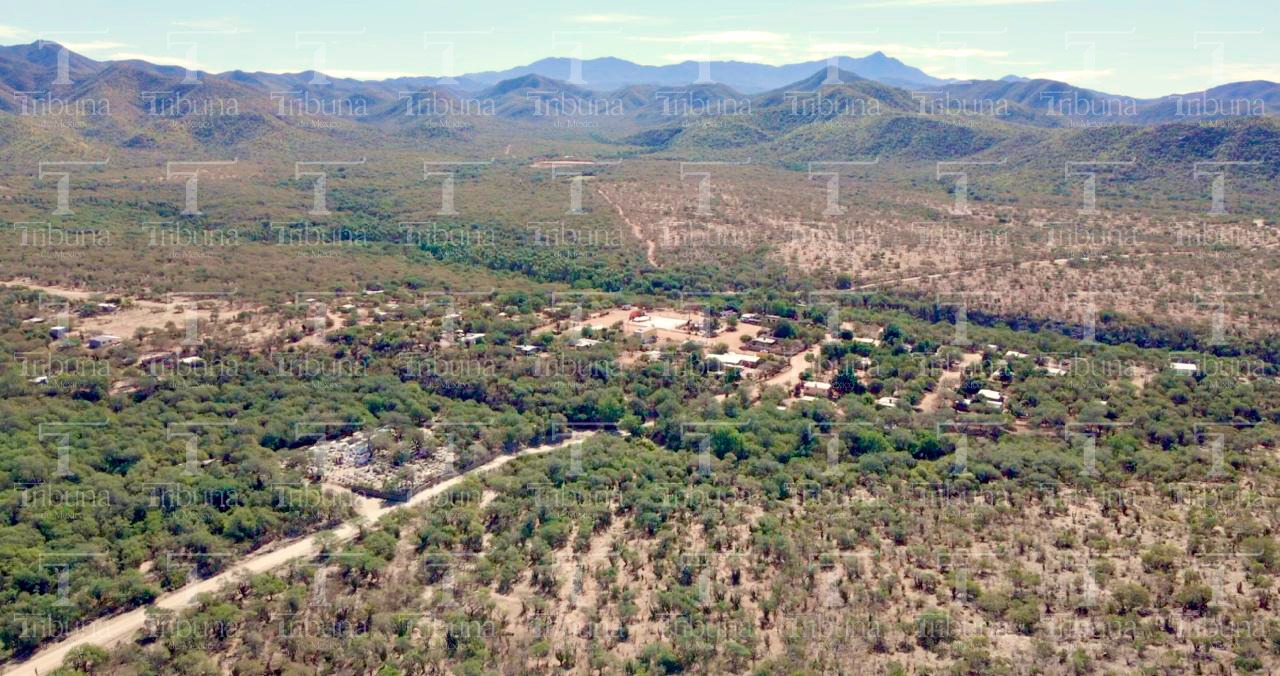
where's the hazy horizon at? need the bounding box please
[3,0,1276,97]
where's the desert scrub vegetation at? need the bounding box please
[59,403,1280,675]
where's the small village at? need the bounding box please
[16,282,1213,418]
[14,283,1229,502]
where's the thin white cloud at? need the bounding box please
[0,23,28,40]
[567,13,657,24]
[634,31,788,45]
[63,41,130,52]
[109,52,201,69]
[1173,63,1280,84]
[808,41,1008,60]
[1029,68,1114,83]
[318,69,418,81]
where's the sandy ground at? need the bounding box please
[5,278,377,351]
[919,351,983,412]
[1,279,101,300]
[758,344,821,395]
[5,433,598,676]
[4,279,251,344]
[536,308,762,350]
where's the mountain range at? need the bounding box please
[1,40,1277,192]
[457,53,950,92]
[7,41,1276,101]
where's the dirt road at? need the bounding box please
[918,351,983,412]
[597,187,658,267]
[749,344,822,401]
[1,279,101,300]
[3,433,597,676]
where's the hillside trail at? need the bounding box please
[596,186,658,267]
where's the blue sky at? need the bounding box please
[2,0,1275,96]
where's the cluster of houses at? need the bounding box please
[28,299,127,350]
[1000,348,1069,377]
[44,323,122,349]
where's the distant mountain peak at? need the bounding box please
[783,67,870,93]
[458,53,948,93]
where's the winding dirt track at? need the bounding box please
[3,433,596,676]
[596,187,658,267]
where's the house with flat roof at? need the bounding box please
[89,334,122,349]
[802,381,833,397]
[714,352,761,368]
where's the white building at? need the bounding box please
[715,352,761,368]
[89,334,121,349]
[977,389,1004,404]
